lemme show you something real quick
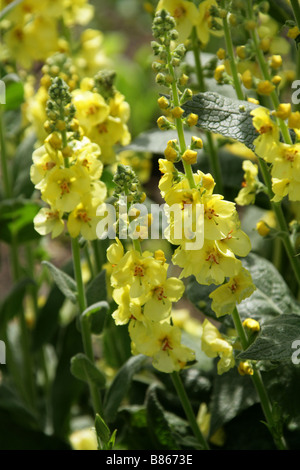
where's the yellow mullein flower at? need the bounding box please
[39,166,91,212]
[203,194,237,240]
[238,361,254,376]
[215,228,252,258]
[251,107,280,161]
[209,267,256,317]
[30,142,63,186]
[107,238,124,265]
[273,103,291,120]
[156,0,200,43]
[201,319,235,375]
[67,188,106,240]
[271,178,290,202]
[235,160,259,206]
[173,240,242,286]
[271,143,300,181]
[69,428,98,451]
[288,112,300,130]
[129,320,195,373]
[112,285,144,326]
[158,159,177,197]
[243,318,260,333]
[72,90,110,129]
[72,137,103,180]
[33,207,65,238]
[143,273,185,322]
[196,0,223,46]
[110,250,167,299]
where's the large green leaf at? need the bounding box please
[12,132,36,198]
[0,278,34,331]
[182,92,260,150]
[238,314,300,362]
[145,384,180,450]
[103,354,148,423]
[209,368,259,436]
[70,353,106,388]
[2,74,24,110]
[239,253,300,323]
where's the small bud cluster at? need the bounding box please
[113,164,145,204]
[45,77,80,143]
[93,70,117,101]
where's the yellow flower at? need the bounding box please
[238,361,254,376]
[112,285,144,326]
[209,267,256,317]
[67,189,106,240]
[241,70,253,89]
[251,107,280,160]
[39,166,90,212]
[214,64,225,83]
[288,112,300,129]
[173,240,242,286]
[69,428,98,451]
[256,80,275,96]
[158,159,177,197]
[129,320,195,373]
[196,0,223,46]
[235,160,259,206]
[107,238,124,265]
[243,318,260,333]
[34,207,65,238]
[273,103,291,121]
[182,149,198,164]
[256,220,270,237]
[203,194,237,240]
[143,273,185,322]
[156,0,200,43]
[201,319,235,375]
[287,26,300,40]
[30,143,63,186]
[72,90,110,129]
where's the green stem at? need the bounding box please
[291,0,300,30]
[0,111,11,198]
[71,237,103,416]
[191,28,223,194]
[221,6,245,101]
[166,45,196,189]
[257,159,300,286]
[92,240,103,274]
[171,372,210,450]
[231,307,288,450]
[245,0,292,145]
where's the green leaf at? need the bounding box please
[70,353,106,388]
[126,128,196,155]
[103,354,147,423]
[51,319,84,439]
[2,74,24,110]
[81,301,109,335]
[209,368,259,436]
[239,253,300,323]
[0,199,40,244]
[12,132,36,198]
[182,92,260,150]
[95,413,111,448]
[0,0,24,22]
[42,261,77,304]
[32,260,74,351]
[86,269,107,306]
[238,314,300,362]
[145,384,180,450]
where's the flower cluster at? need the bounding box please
[106,167,195,374]
[2,0,94,69]
[152,9,256,333]
[30,77,107,240]
[251,107,300,202]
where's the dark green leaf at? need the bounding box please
[238,314,300,361]
[209,368,259,435]
[2,75,24,110]
[182,92,260,150]
[0,199,40,244]
[12,132,36,198]
[42,260,77,304]
[86,269,107,306]
[51,319,84,438]
[95,413,111,447]
[32,260,73,351]
[103,354,147,423]
[239,253,300,323]
[70,353,106,388]
[81,301,109,335]
[145,384,180,450]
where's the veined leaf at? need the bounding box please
[70,353,106,388]
[238,314,300,361]
[182,92,260,150]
